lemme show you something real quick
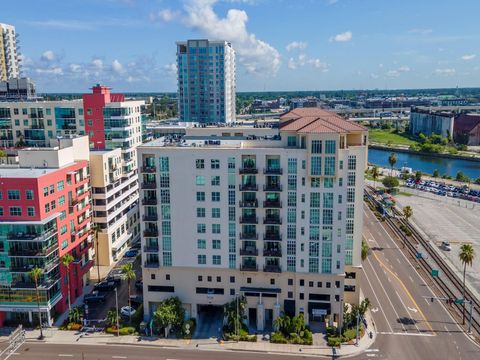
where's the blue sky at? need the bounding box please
[2,0,480,92]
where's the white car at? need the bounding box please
[120,306,136,317]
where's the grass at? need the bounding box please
[398,191,413,197]
[369,129,418,147]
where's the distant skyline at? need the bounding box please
[2,0,480,92]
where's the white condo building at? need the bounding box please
[0,23,20,81]
[138,108,367,330]
[177,39,236,123]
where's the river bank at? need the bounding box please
[369,144,480,162]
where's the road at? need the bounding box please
[361,203,480,359]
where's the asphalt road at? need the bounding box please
[361,203,480,360]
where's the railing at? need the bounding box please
[142,198,158,205]
[239,216,258,224]
[263,216,282,225]
[239,167,258,174]
[263,184,283,192]
[144,261,160,268]
[8,243,57,257]
[240,263,258,271]
[143,229,158,237]
[239,184,258,191]
[264,232,282,241]
[143,245,159,252]
[239,200,258,208]
[263,248,282,257]
[263,168,283,175]
[264,264,282,273]
[263,200,282,208]
[141,166,156,173]
[141,182,157,189]
[240,248,258,256]
[7,229,56,242]
[143,214,158,221]
[240,232,258,240]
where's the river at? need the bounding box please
[368,148,480,179]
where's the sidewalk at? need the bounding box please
[19,311,377,358]
[53,284,94,327]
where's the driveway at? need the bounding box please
[194,305,223,339]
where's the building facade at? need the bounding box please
[0,23,20,81]
[0,77,36,101]
[138,108,367,330]
[177,39,236,123]
[409,108,455,138]
[0,136,93,326]
[453,113,480,146]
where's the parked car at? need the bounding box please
[441,241,452,251]
[135,279,143,291]
[108,269,124,283]
[124,249,139,258]
[84,291,107,304]
[129,295,143,307]
[121,306,136,317]
[130,242,141,250]
[94,280,116,292]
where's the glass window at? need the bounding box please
[347,188,355,203]
[348,155,356,171]
[339,160,344,170]
[197,224,206,233]
[197,239,206,249]
[61,240,68,249]
[212,208,220,218]
[288,175,297,190]
[57,180,64,191]
[211,192,220,202]
[229,254,236,269]
[196,192,205,201]
[325,140,336,154]
[287,158,297,174]
[196,175,205,185]
[159,157,169,172]
[198,255,206,265]
[7,190,20,200]
[348,172,356,186]
[310,193,321,207]
[9,207,22,216]
[324,157,336,176]
[49,185,54,194]
[211,176,220,186]
[60,210,66,220]
[310,157,321,175]
[196,208,205,217]
[58,195,65,206]
[287,208,296,223]
[287,192,296,207]
[212,224,221,234]
[311,178,321,188]
[287,136,297,147]
[323,193,334,208]
[310,209,320,224]
[311,140,322,154]
[27,207,35,216]
[196,159,205,169]
[323,209,333,225]
[44,203,50,213]
[211,159,220,169]
[212,255,221,265]
[26,190,34,200]
[227,157,235,171]
[212,239,221,249]
[228,207,236,221]
[0,207,3,216]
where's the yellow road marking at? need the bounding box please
[372,251,436,335]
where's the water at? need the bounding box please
[368,148,480,179]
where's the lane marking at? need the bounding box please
[409,276,414,283]
[377,332,435,337]
[394,290,421,333]
[424,298,431,306]
[366,354,378,357]
[365,349,380,352]
[58,356,73,358]
[112,357,127,359]
[407,307,418,313]
[396,258,401,264]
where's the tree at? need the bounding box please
[29,267,44,339]
[91,224,102,283]
[61,253,74,312]
[68,306,82,324]
[223,296,247,334]
[106,308,119,327]
[433,169,439,178]
[274,313,306,336]
[361,239,369,261]
[0,149,6,164]
[371,166,380,189]
[153,297,185,336]
[382,176,400,191]
[459,244,475,325]
[456,171,470,183]
[415,171,422,183]
[475,178,480,185]
[388,152,397,175]
[121,263,136,313]
[403,206,413,222]
[15,135,26,148]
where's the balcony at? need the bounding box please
[239,216,258,224]
[143,214,158,222]
[10,260,58,273]
[240,263,258,271]
[240,247,258,256]
[263,200,282,208]
[143,229,158,237]
[8,243,57,257]
[263,248,282,257]
[263,184,283,192]
[142,198,158,206]
[141,166,156,173]
[264,216,282,225]
[263,168,283,175]
[264,232,282,241]
[143,244,159,252]
[239,167,258,175]
[144,261,160,268]
[141,182,157,189]
[7,229,56,242]
[239,200,258,208]
[264,264,282,273]
[240,232,258,240]
[239,184,258,191]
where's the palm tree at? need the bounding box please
[403,206,413,222]
[106,308,119,328]
[388,152,397,176]
[29,267,44,340]
[61,253,74,312]
[361,239,369,261]
[121,263,136,313]
[68,306,82,324]
[371,165,380,189]
[459,244,475,324]
[91,224,101,283]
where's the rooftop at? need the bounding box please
[0,165,70,178]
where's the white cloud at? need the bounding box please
[36,67,63,75]
[398,65,410,72]
[370,73,379,79]
[386,65,410,78]
[435,68,456,76]
[150,9,179,22]
[92,59,104,70]
[164,62,178,75]
[330,31,352,42]
[308,58,328,71]
[287,54,328,72]
[41,50,56,62]
[112,59,126,74]
[287,57,297,70]
[182,0,281,76]
[69,64,82,73]
[461,54,476,61]
[286,41,307,52]
[386,70,400,78]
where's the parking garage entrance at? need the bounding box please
[195,304,224,339]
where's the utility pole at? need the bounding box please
[355,313,360,346]
[115,287,120,337]
[236,294,239,340]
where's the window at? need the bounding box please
[50,200,56,210]
[58,195,65,206]
[288,175,297,190]
[229,254,236,269]
[211,192,220,202]
[339,160,344,170]
[195,176,205,185]
[196,192,205,201]
[196,159,205,169]
[50,185,55,194]
[60,225,68,235]
[57,180,64,191]
[324,157,336,176]
[339,178,343,187]
[61,240,68,250]
[228,207,235,221]
[310,193,320,207]
[212,208,220,218]
[7,190,20,200]
[26,190,34,200]
[230,276,235,283]
[60,210,66,220]
[9,207,22,216]
[311,178,320,188]
[198,276,203,281]
[347,188,355,203]
[310,157,321,175]
[159,157,169,172]
[323,193,334,209]
[325,140,336,154]
[166,274,171,281]
[196,208,205,217]
[324,178,333,188]
[212,239,221,249]
[228,157,235,171]
[338,195,343,204]
[0,207,3,216]
[212,224,221,234]
[287,136,297,147]
[197,224,206,233]
[211,159,220,169]
[323,209,333,225]
[348,172,356,186]
[287,192,296,207]
[43,187,49,197]
[211,176,220,186]
[311,140,322,153]
[228,190,235,205]
[198,255,206,265]
[287,208,296,223]
[45,203,50,213]
[288,158,297,174]
[348,155,356,171]
[27,207,35,216]
[212,255,221,265]
[197,239,206,249]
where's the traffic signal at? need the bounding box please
[431,297,434,303]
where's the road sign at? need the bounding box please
[431,269,439,277]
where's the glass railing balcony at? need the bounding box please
[263,183,282,192]
[7,229,56,242]
[264,264,282,273]
[143,214,158,221]
[263,216,282,225]
[239,200,258,208]
[141,166,156,173]
[264,232,282,241]
[240,232,258,240]
[263,200,282,208]
[142,198,158,205]
[143,229,159,237]
[239,167,258,174]
[240,248,258,256]
[263,167,283,175]
[239,216,258,224]
[240,263,258,271]
[8,243,57,257]
[239,183,258,191]
[143,244,159,252]
[141,182,157,189]
[263,248,282,257]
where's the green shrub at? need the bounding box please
[106,326,135,335]
[270,332,288,344]
[327,336,341,347]
[342,328,357,342]
[181,318,196,339]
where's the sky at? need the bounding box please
[2,0,480,93]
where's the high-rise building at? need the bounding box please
[177,39,236,123]
[0,77,36,101]
[0,23,20,81]
[138,108,367,330]
[0,136,93,326]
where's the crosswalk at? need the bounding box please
[365,349,380,358]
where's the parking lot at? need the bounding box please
[396,192,480,295]
[405,178,480,203]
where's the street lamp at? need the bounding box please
[114,287,120,337]
[236,293,240,340]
